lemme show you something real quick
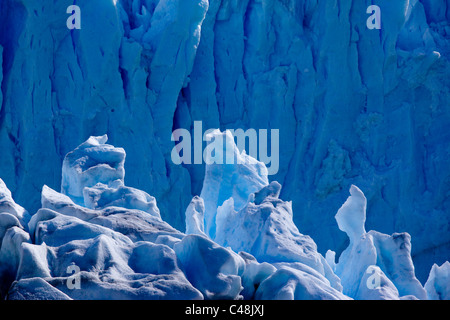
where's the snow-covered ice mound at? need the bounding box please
[12,208,202,300]
[0,134,448,300]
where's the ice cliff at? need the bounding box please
[0,134,448,300]
[0,0,449,287]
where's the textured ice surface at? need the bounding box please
[369,230,427,299]
[42,184,180,244]
[83,181,161,219]
[174,234,244,300]
[425,262,450,300]
[354,265,401,300]
[335,185,367,243]
[0,0,449,299]
[61,135,126,206]
[238,252,277,300]
[335,185,427,299]
[0,135,449,299]
[0,179,32,296]
[0,0,448,283]
[0,179,30,229]
[21,210,202,300]
[213,181,342,291]
[184,196,206,237]
[254,266,349,300]
[200,130,269,239]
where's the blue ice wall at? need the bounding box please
[0,0,448,282]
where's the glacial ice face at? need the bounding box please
[182,0,450,283]
[0,0,209,234]
[0,0,448,283]
[0,0,449,298]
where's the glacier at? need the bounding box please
[0,0,449,299]
[0,134,448,300]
